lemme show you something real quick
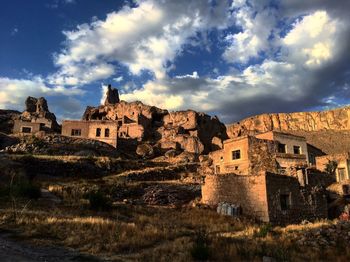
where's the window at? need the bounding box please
[105,128,110,137]
[96,128,101,137]
[220,156,224,161]
[278,143,286,153]
[232,150,241,160]
[293,146,301,154]
[280,194,291,210]
[71,129,81,136]
[234,166,239,171]
[39,123,45,130]
[21,127,32,133]
[338,168,347,182]
[215,165,220,174]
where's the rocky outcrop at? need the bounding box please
[160,110,227,153]
[82,93,227,155]
[0,109,20,133]
[104,84,120,106]
[18,96,61,132]
[227,106,350,138]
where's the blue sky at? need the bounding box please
[1,0,350,123]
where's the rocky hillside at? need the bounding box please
[227,106,350,137]
[227,106,350,154]
[0,109,20,134]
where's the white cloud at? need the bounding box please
[113,76,123,82]
[0,76,84,111]
[51,0,232,85]
[282,10,341,68]
[223,1,277,63]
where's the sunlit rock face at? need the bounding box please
[227,106,350,138]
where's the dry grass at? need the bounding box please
[1,201,349,261]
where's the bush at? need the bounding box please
[190,229,211,261]
[253,223,272,238]
[88,191,111,211]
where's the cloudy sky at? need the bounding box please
[1,0,350,123]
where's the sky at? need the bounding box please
[1,0,350,123]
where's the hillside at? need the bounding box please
[227,106,350,154]
[227,106,350,136]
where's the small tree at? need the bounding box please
[324,160,338,175]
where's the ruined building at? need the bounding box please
[202,131,332,224]
[13,96,60,134]
[62,85,227,152]
[316,152,350,182]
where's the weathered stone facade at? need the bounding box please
[202,172,328,224]
[316,153,350,182]
[13,96,60,134]
[210,131,309,176]
[61,120,118,148]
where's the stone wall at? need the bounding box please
[316,153,350,182]
[202,174,270,222]
[13,120,42,134]
[62,120,118,148]
[201,172,328,224]
[265,173,328,224]
[248,136,279,175]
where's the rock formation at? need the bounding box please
[82,86,227,155]
[0,109,20,134]
[18,96,61,132]
[104,84,120,106]
[227,106,350,138]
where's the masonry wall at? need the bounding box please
[256,131,309,163]
[316,153,350,181]
[13,120,41,134]
[248,136,279,175]
[221,137,250,175]
[87,121,118,147]
[62,120,117,148]
[118,123,144,140]
[265,173,328,224]
[202,174,270,222]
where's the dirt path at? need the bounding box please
[0,231,102,262]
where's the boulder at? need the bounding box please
[136,143,154,158]
[174,134,204,154]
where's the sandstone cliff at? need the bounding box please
[227,106,350,138]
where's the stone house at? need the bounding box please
[61,120,118,148]
[13,118,54,134]
[202,131,330,223]
[316,153,350,182]
[202,172,328,224]
[210,131,311,176]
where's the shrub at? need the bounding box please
[190,229,211,261]
[88,190,111,211]
[254,223,272,238]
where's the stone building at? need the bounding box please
[316,153,350,182]
[202,131,330,223]
[13,96,60,134]
[202,172,328,224]
[210,131,310,176]
[61,120,118,148]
